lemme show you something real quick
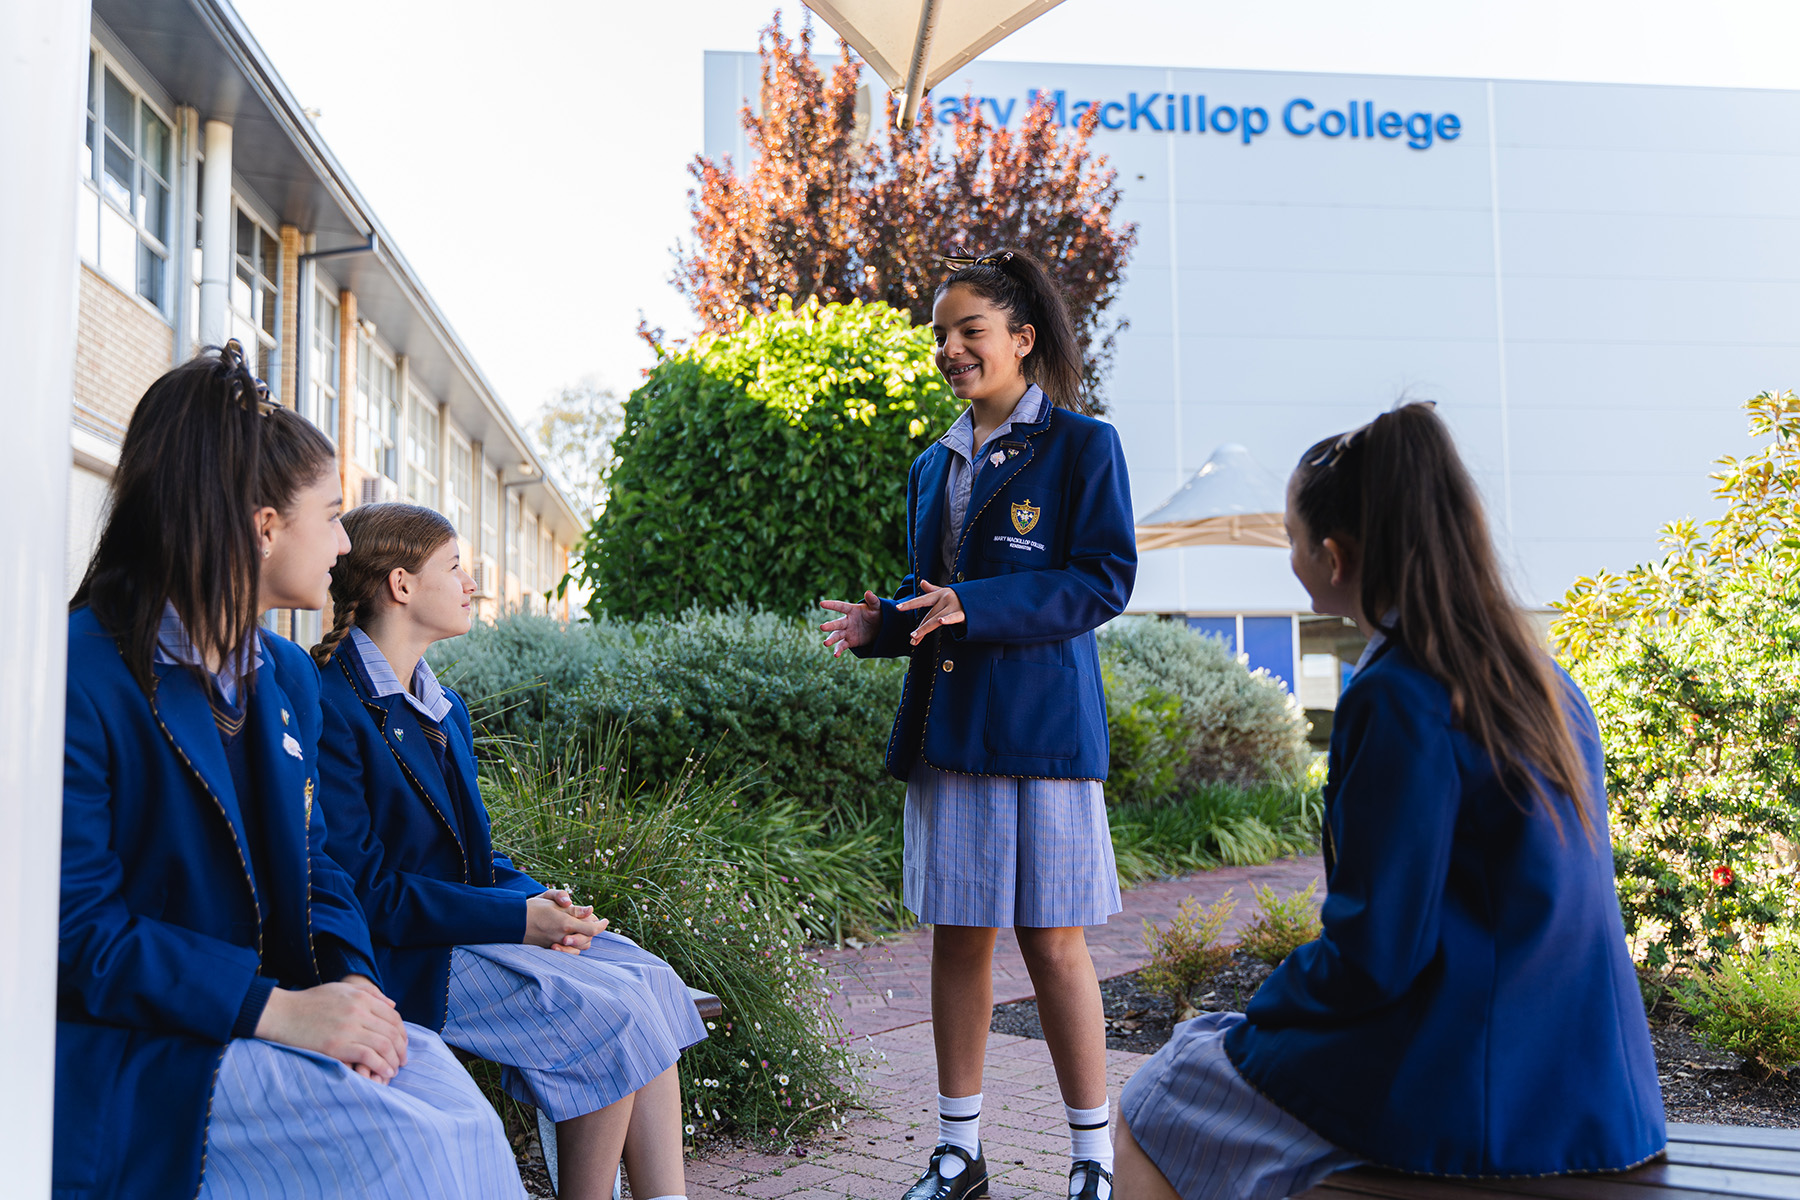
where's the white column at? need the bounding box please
[198,119,233,348]
[0,0,89,1191]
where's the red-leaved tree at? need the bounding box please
[675,15,1138,409]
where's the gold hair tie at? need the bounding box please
[940,250,1014,269]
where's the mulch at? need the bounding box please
[990,955,1800,1128]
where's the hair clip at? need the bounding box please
[940,250,1015,269]
[221,339,278,416]
[1309,400,1438,469]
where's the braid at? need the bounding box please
[311,597,359,666]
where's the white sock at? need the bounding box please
[938,1091,982,1171]
[1067,1100,1113,1191]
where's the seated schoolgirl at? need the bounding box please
[1112,402,1666,1200]
[59,345,523,1200]
[311,502,706,1200]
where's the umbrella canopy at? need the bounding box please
[801,0,1068,129]
[1135,443,1291,551]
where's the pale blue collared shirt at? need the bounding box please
[937,383,1048,576]
[349,627,453,724]
[152,602,264,707]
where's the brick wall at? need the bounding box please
[74,266,174,435]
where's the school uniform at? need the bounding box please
[1119,635,1667,1198]
[317,631,707,1122]
[58,606,520,1200]
[854,385,1136,928]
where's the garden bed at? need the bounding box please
[990,960,1800,1126]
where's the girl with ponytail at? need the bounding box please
[313,502,706,1200]
[821,249,1137,1200]
[60,345,521,1200]
[1114,403,1665,1199]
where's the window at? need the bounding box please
[354,335,398,480]
[232,207,281,392]
[79,50,174,312]
[308,288,339,438]
[506,491,521,589]
[447,433,473,540]
[540,527,555,594]
[523,510,539,604]
[480,467,499,564]
[404,389,440,509]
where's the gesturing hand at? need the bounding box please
[255,978,410,1084]
[895,580,966,646]
[526,893,606,955]
[819,591,881,657]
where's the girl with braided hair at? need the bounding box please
[59,345,522,1200]
[821,249,1137,1200]
[312,502,705,1200]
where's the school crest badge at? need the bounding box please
[1010,499,1040,535]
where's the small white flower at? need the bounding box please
[281,733,302,759]
[777,1074,789,1086]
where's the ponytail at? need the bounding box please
[1291,402,1594,839]
[937,248,1088,412]
[313,503,457,666]
[74,343,336,695]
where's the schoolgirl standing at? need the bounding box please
[311,502,707,1200]
[1113,403,1665,1200]
[821,249,1137,1200]
[59,345,523,1200]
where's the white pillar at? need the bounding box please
[198,119,233,348]
[0,0,89,1191]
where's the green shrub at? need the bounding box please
[1679,943,1800,1080]
[1555,391,1800,967]
[1102,666,1189,807]
[1101,618,1311,791]
[1109,779,1323,884]
[427,613,633,742]
[580,297,964,620]
[1239,883,1323,965]
[1140,894,1237,1022]
[479,728,870,1146]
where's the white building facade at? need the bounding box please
[704,52,1800,706]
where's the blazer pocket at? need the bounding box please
[984,661,1079,758]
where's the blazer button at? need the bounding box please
[942,660,955,673]
[955,572,965,582]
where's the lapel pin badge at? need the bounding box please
[282,732,303,759]
[989,450,1005,468]
[395,728,404,742]
[280,708,290,726]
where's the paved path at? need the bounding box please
[682,855,1324,1199]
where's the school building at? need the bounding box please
[68,0,583,646]
[704,52,1800,718]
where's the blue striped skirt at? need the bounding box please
[1120,1012,1361,1200]
[442,934,708,1121]
[199,1022,523,1199]
[904,764,1122,928]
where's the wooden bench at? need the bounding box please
[1297,1123,1800,1200]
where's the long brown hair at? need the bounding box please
[73,344,336,695]
[312,502,456,666]
[937,248,1089,413]
[1292,402,1593,837]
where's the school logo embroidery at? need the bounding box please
[1011,499,1040,535]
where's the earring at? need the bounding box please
[263,546,272,559]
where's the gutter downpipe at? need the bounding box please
[293,234,378,433]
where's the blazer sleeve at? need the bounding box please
[1242,668,1461,1024]
[950,421,1137,645]
[317,697,527,949]
[59,676,261,1042]
[855,455,928,660]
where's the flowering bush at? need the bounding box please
[1555,391,1800,968]
[478,728,872,1146]
[1140,894,1237,1022]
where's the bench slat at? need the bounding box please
[688,987,722,1023]
[1669,1124,1800,1153]
[1665,1142,1800,1177]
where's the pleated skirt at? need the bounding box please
[199,1022,523,1199]
[904,764,1122,928]
[1119,1012,1362,1200]
[442,933,709,1121]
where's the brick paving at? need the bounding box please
[682,856,1324,1199]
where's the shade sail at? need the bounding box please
[801,0,1068,128]
[1135,443,1291,551]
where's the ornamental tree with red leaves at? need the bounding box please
[674,15,1138,410]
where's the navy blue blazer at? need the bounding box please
[57,607,378,1200]
[1224,642,1666,1177]
[317,642,543,1030]
[854,403,1136,780]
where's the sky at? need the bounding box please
[228,0,1800,427]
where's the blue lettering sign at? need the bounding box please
[1436,113,1461,141]
[1283,98,1315,136]
[1319,108,1346,137]
[984,97,1017,125]
[1378,108,1400,138]
[1100,100,1126,130]
[1241,106,1269,145]
[934,96,963,123]
[1209,104,1236,135]
[1028,88,1068,127]
[1128,92,1163,131]
[1404,112,1433,149]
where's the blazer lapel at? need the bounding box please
[914,445,953,583]
[245,667,316,975]
[955,410,1052,572]
[343,658,472,880]
[441,714,494,885]
[150,662,253,871]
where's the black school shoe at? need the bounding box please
[1070,1160,1114,1200]
[901,1143,989,1200]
